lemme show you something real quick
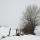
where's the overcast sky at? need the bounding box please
[0,0,40,28]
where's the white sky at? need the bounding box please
[0,0,40,28]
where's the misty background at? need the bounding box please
[0,0,40,29]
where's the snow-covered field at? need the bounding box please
[0,27,16,37]
[0,35,40,40]
[0,27,40,40]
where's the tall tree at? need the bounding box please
[22,5,40,35]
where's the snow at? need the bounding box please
[10,29,16,36]
[0,35,40,40]
[0,27,10,37]
[0,27,16,37]
[34,26,40,36]
[0,26,40,40]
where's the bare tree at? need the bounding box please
[22,5,40,35]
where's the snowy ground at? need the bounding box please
[0,27,40,40]
[0,27,16,37]
[0,35,40,40]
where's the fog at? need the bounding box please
[0,0,40,29]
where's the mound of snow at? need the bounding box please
[34,26,40,36]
